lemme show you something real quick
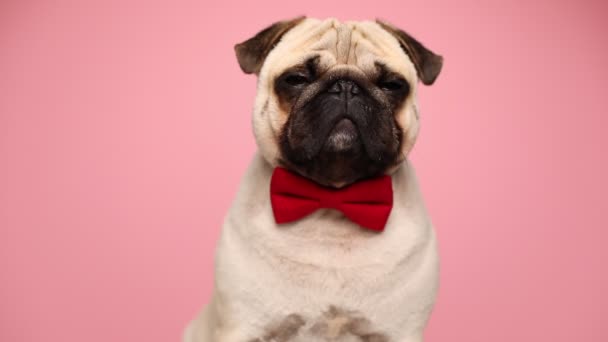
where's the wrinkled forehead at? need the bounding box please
[262,17,418,83]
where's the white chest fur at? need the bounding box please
[185,154,439,342]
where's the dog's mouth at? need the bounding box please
[279,113,401,187]
[323,118,361,153]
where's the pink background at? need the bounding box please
[1,0,607,341]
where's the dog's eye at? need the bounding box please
[379,79,407,91]
[283,73,310,86]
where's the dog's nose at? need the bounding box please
[327,79,361,96]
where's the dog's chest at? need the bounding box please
[215,162,438,341]
[218,216,427,342]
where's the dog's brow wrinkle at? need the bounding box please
[334,23,353,64]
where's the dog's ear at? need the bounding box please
[235,16,306,75]
[376,19,443,85]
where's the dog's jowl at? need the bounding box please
[184,17,443,342]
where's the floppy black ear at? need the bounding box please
[234,16,306,75]
[376,19,443,85]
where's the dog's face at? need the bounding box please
[235,17,442,187]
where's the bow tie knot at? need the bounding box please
[319,192,342,209]
[269,167,394,231]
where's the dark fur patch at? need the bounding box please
[251,306,388,341]
[249,314,306,342]
[274,55,321,115]
[311,306,389,341]
[376,19,443,85]
[276,66,406,187]
[234,16,306,75]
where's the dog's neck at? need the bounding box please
[248,152,413,190]
[227,151,429,270]
[235,151,420,223]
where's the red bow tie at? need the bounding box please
[269,167,393,231]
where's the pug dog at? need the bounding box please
[184,16,443,342]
